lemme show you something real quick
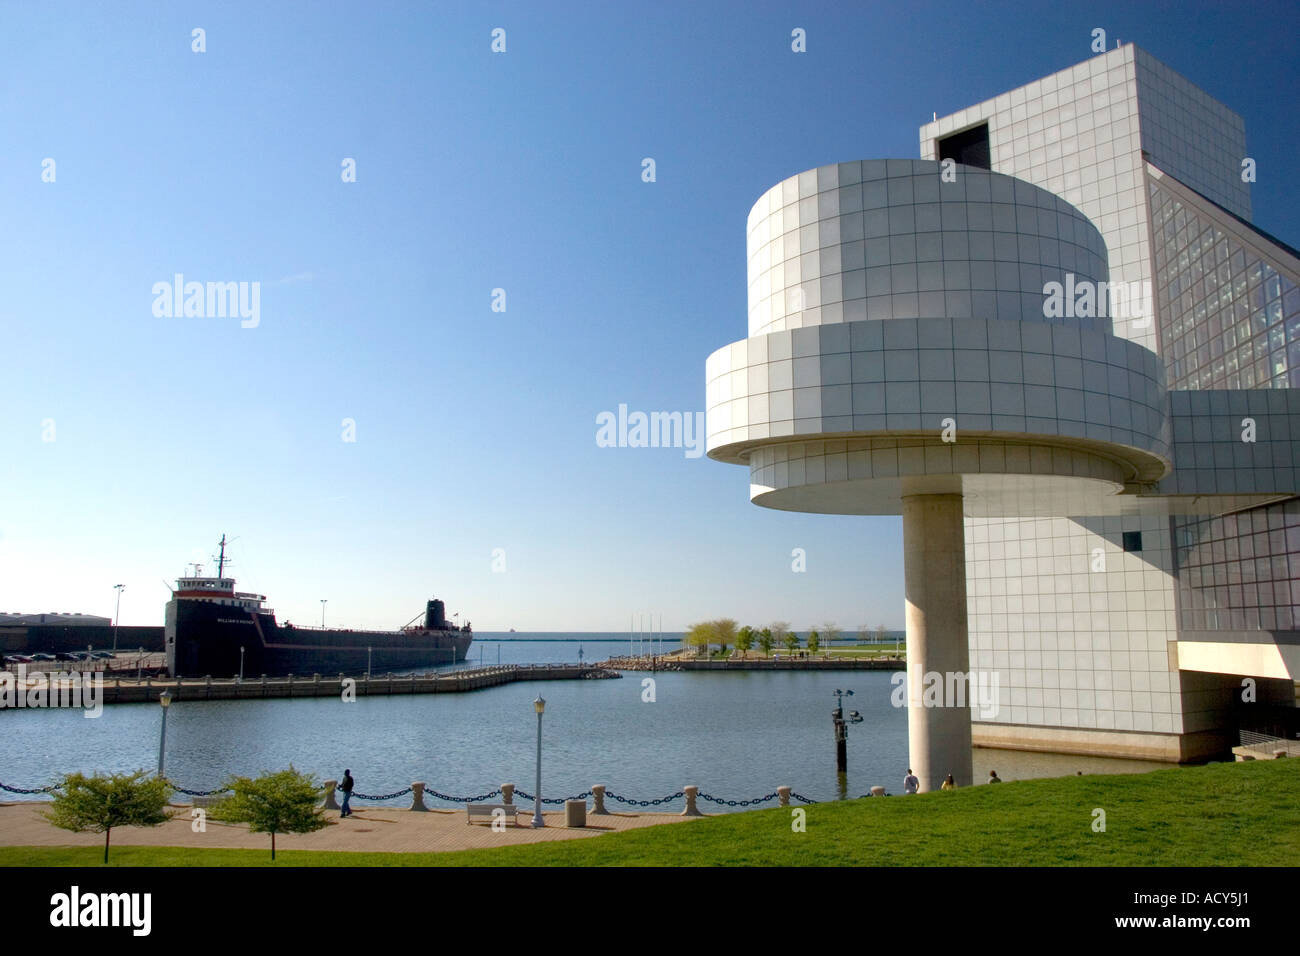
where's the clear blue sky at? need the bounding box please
[1,1,1297,631]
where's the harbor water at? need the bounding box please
[0,636,1169,809]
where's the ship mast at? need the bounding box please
[217,534,228,578]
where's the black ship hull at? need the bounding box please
[165,599,472,678]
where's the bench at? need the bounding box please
[466,803,521,826]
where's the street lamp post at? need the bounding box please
[157,691,172,776]
[238,646,245,682]
[112,584,125,653]
[832,689,864,774]
[320,600,327,629]
[532,695,546,828]
[367,646,372,679]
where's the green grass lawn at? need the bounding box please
[4,759,1295,867]
[734,647,903,659]
[823,646,905,658]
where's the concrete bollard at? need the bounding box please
[777,786,791,807]
[410,782,428,811]
[681,785,703,816]
[322,780,340,810]
[870,785,886,796]
[591,784,608,814]
[501,783,515,805]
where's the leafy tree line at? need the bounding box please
[685,620,859,657]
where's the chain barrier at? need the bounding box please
[425,788,502,804]
[4,778,818,806]
[604,790,686,807]
[0,781,63,794]
[511,789,594,805]
[697,791,780,807]
[353,788,414,801]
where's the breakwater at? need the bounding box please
[601,656,903,672]
[1,663,618,708]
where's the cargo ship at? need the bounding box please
[165,536,472,678]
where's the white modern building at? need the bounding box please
[705,45,1300,789]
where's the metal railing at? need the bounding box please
[1238,729,1300,757]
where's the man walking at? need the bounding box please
[340,768,355,817]
[903,768,919,794]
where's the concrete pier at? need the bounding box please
[0,663,618,709]
[602,657,901,672]
[903,493,973,792]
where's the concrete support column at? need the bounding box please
[902,493,973,792]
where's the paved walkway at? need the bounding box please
[0,801,702,855]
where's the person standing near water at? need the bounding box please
[903,769,919,794]
[340,769,355,817]
[940,773,957,790]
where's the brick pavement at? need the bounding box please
[0,800,703,855]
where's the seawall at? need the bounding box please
[0,663,618,708]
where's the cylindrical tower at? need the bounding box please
[706,159,1170,790]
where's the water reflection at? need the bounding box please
[0,670,1175,810]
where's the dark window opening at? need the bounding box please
[937,123,991,171]
[1123,531,1143,553]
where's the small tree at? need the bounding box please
[822,622,841,651]
[713,618,738,656]
[758,628,774,657]
[685,621,717,658]
[807,629,820,655]
[43,770,172,864]
[769,621,790,654]
[208,766,328,860]
[736,626,754,658]
[783,630,799,654]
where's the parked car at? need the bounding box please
[90,651,115,660]
[56,651,88,662]
[29,653,57,662]
[4,654,33,665]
